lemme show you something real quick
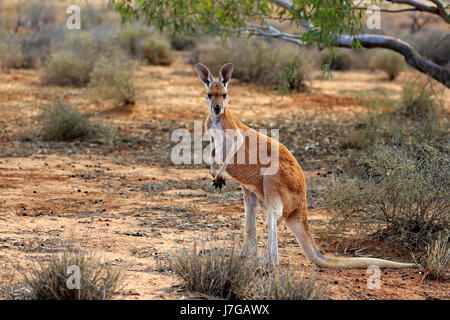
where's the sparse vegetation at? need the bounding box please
[169,240,258,299]
[21,251,124,300]
[40,103,112,143]
[170,240,329,300]
[370,50,406,80]
[89,56,137,106]
[417,233,449,281]
[141,36,174,65]
[192,37,309,91]
[323,83,449,252]
[320,49,357,71]
[255,268,328,300]
[41,49,94,87]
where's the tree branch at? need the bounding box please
[267,0,450,86]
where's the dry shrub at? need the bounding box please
[320,49,357,71]
[40,103,112,143]
[41,49,93,87]
[413,29,450,66]
[169,240,258,299]
[22,251,124,300]
[118,25,154,59]
[0,39,23,69]
[169,33,197,51]
[255,268,328,300]
[417,233,449,281]
[324,144,449,250]
[89,56,137,106]
[141,36,174,65]
[370,50,406,80]
[169,239,329,300]
[192,37,309,91]
[324,82,449,251]
[398,82,436,120]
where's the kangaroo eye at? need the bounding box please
[207,94,212,99]
[223,94,227,99]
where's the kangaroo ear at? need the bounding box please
[219,63,233,88]
[196,63,213,88]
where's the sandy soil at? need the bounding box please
[0,54,448,300]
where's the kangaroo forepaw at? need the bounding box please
[212,176,226,190]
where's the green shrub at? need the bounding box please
[370,50,406,80]
[23,251,124,300]
[169,240,259,299]
[192,37,309,91]
[89,56,137,106]
[40,103,112,143]
[141,36,174,65]
[255,268,328,300]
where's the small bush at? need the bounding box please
[41,50,93,87]
[118,25,154,59]
[370,50,406,80]
[40,103,111,142]
[398,82,435,120]
[89,56,137,106]
[23,251,124,300]
[169,240,259,299]
[255,268,328,300]
[0,39,23,69]
[170,33,197,50]
[192,37,309,91]
[141,36,174,65]
[417,234,449,281]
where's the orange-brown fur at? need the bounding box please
[197,63,415,268]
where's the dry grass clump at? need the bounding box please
[40,103,113,143]
[89,56,137,106]
[169,239,329,300]
[192,37,310,91]
[169,240,258,299]
[41,49,94,87]
[255,268,328,300]
[22,251,124,300]
[370,50,406,80]
[416,234,449,281]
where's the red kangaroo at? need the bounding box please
[196,62,415,268]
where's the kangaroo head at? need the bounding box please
[195,63,233,116]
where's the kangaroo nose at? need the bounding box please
[213,105,221,113]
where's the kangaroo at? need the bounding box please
[196,62,415,268]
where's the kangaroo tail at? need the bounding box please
[284,211,416,269]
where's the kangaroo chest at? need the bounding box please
[206,119,235,164]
